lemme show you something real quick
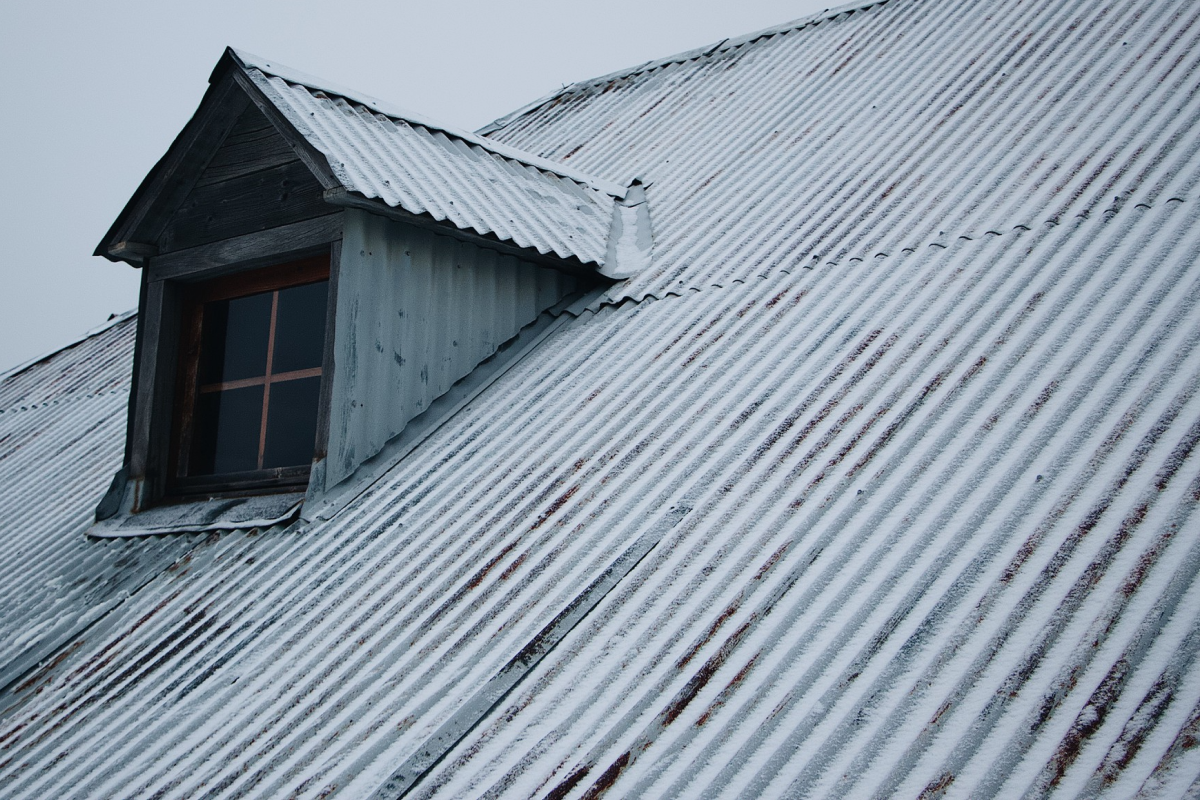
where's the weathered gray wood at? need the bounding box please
[107,241,158,264]
[127,278,181,508]
[97,73,252,262]
[195,104,298,187]
[149,214,342,281]
[313,239,341,466]
[158,159,329,251]
[229,67,341,192]
[323,188,599,277]
[127,279,164,479]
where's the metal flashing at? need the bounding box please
[88,492,304,538]
[369,502,692,799]
[303,287,607,524]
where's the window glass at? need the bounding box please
[272,282,328,374]
[197,292,272,383]
[177,267,329,487]
[190,386,264,475]
[263,377,322,469]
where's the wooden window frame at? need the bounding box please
[167,254,330,497]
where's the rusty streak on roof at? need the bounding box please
[4,0,1200,797]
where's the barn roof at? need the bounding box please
[5,0,1200,797]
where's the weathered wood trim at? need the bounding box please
[127,280,164,479]
[313,239,341,466]
[148,214,342,281]
[97,74,252,259]
[229,67,341,192]
[123,272,150,469]
[323,188,602,278]
[107,241,159,266]
[127,279,182,508]
[158,158,330,251]
[369,501,692,799]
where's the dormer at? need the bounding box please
[91,49,652,536]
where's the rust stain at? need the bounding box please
[545,765,594,800]
[755,541,791,581]
[918,771,955,799]
[1026,379,1059,417]
[499,552,529,581]
[13,641,83,694]
[677,600,742,671]
[465,539,521,591]
[764,289,790,309]
[928,699,953,727]
[664,620,753,730]
[530,484,580,530]
[581,752,631,800]
[695,653,760,728]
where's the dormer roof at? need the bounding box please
[98,47,650,278]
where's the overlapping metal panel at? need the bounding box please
[2,0,1200,797]
[238,60,620,267]
[4,199,1200,798]
[487,0,1200,304]
[0,317,204,693]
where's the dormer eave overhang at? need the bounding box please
[96,48,651,281]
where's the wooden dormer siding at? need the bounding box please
[157,105,334,254]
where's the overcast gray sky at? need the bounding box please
[0,0,832,373]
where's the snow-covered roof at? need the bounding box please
[99,49,641,275]
[5,0,1200,797]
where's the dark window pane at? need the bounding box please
[189,386,264,475]
[262,377,321,469]
[198,292,272,384]
[272,281,328,374]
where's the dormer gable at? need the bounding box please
[91,49,652,537]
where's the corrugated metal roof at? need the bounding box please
[486,0,1200,303]
[0,317,203,693]
[233,52,623,268]
[3,0,1200,797]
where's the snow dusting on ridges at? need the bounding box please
[485,0,1200,303]
[2,199,1200,798]
[241,67,618,268]
[408,205,1200,798]
[0,318,202,696]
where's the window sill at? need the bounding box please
[88,491,303,538]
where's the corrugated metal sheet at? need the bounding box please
[487,0,1200,303]
[0,317,204,692]
[325,210,580,488]
[3,200,1200,799]
[237,56,621,267]
[2,0,1200,798]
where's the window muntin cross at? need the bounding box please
[172,256,329,492]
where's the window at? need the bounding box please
[169,255,330,495]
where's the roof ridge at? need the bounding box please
[0,309,136,385]
[477,0,892,137]
[226,49,628,198]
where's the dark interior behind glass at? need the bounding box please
[172,258,330,493]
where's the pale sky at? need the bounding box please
[0,0,833,373]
